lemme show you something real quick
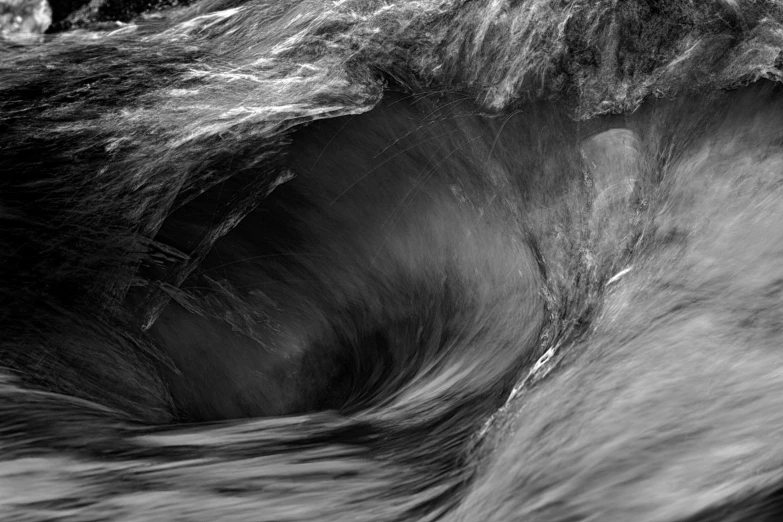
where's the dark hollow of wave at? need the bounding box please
[143,90,556,423]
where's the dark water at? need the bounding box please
[4,77,783,520]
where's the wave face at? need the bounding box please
[3,1,783,521]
